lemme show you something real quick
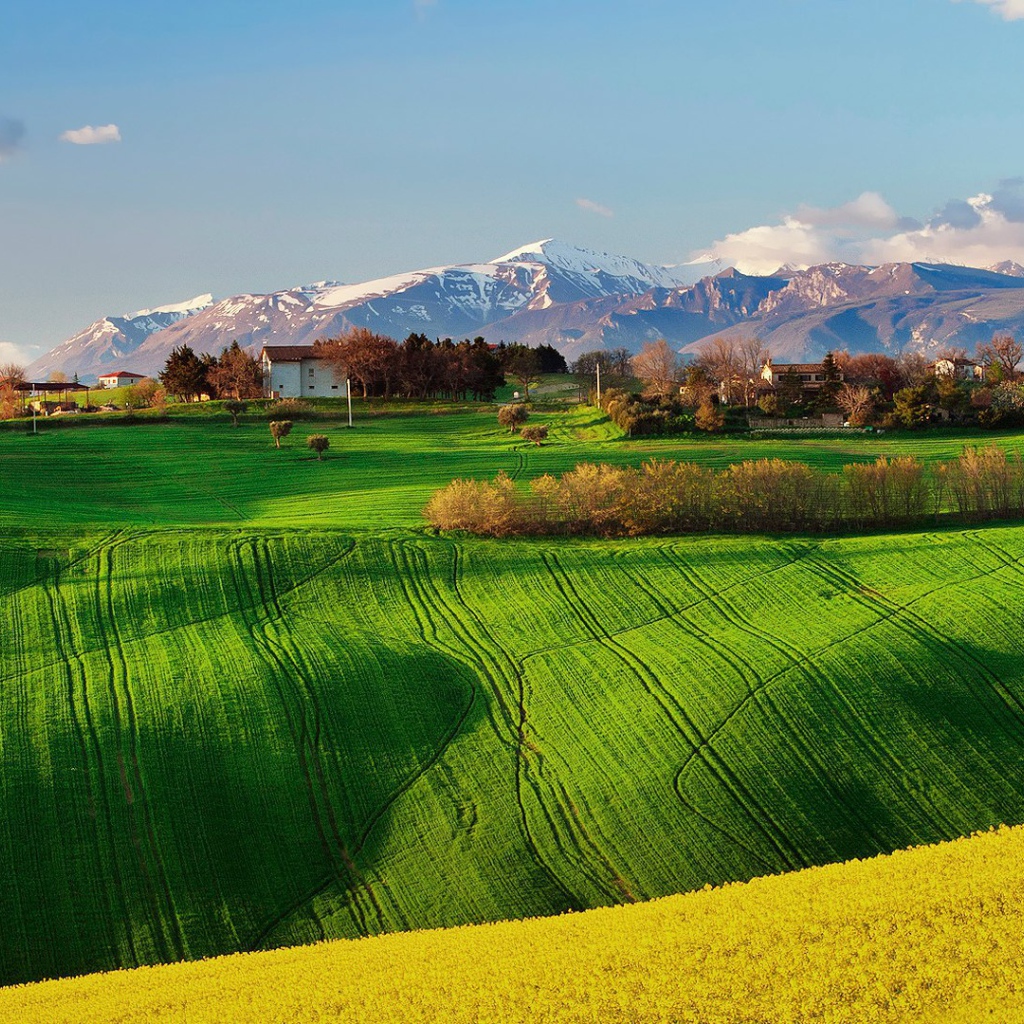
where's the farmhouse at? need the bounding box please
[98,370,147,389]
[760,358,842,390]
[930,356,985,381]
[261,346,349,398]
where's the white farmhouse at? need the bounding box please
[97,370,148,389]
[261,345,348,398]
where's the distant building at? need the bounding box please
[97,370,147,389]
[930,357,984,381]
[760,358,842,390]
[261,345,348,398]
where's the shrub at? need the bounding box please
[520,425,548,446]
[269,420,293,448]
[307,434,330,460]
[498,404,529,433]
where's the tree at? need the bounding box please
[815,351,843,411]
[0,362,25,420]
[269,420,293,448]
[977,334,1023,382]
[633,339,680,397]
[207,341,263,400]
[159,345,208,402]
[224,399,247,427]
[498,404,529,433]
[307,434,330,460]
[520,425,548,446]
[534,343,568,374]
[503,345,541,399]
[315,328,399,399]
[48,371,68,384]
[695,399,725,432]
[836,384,875,426]
[893,384,932,428]
[775,367,803,413]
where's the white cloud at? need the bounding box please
[575,197,614,219]
[795,191,902,230]
[59,124,121,146]
[0,116,26,162]
[959,0,1024,20]
[0,340,40,367]
[413,0,437,18]
[696,184,1024,274]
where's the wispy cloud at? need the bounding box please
[59,124,122,146]
[957,0,1024,20]
[575,197,614,219]
[0,116,26,162]
[413,0,437,19]
[695,181,1024,273]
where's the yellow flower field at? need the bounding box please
[3,823,1024,1023]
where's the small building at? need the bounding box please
[261,345,348,398]
[97,370,148,389]
[930,357,985,381]
[760,358,842,390]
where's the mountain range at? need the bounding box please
[24,241,1024,383]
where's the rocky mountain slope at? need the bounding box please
[27,242,1024,381]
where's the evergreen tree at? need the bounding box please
[159,345,208,402]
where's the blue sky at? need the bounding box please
[3,0,1024,361]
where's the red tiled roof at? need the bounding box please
[98,370,146,378]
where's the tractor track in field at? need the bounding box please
[538,550,795,873]
[803,553,1024,739]
[13,536,359,685]
[663,548,914,853]
[249,538,487,951]
[245,536,385,941]
[446,545,622,903]
[97,543,187,964]
[399,539,583,911]
[40,572,126,963]
[662,545,975,847]
[604,551,812,870]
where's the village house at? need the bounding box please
[261,345,349,399]
[929,356,985,381]
[97,370,148,389]
[759,357,842,390]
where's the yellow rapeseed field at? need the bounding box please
[3,824,1024,1024]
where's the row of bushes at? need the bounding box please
[425,446,1024,536]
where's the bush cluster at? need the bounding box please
[425,446,1024,537]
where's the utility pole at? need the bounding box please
[596,361,602,405]
[346,378,353,428]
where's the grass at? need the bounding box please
[3,403,1024,529]
[3,404,1024,990]
[3,523,1024,986]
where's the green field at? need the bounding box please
[3,407,1024,986]
[5,404,1024,529]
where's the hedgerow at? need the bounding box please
[425,445,1024,536]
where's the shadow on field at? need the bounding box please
[679,636,1024,891]
[0,636,486,987]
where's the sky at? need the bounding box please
[3,0,1024,364]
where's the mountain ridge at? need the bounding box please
[25,242,1024,382]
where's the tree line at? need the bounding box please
[425,445,1024,537]
[312,329,566,401]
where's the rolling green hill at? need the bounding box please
[3,406,1024,986]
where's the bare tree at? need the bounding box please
[0,363,25,389]
[633,339,681,397]
[977,334,1023,381]
[837,384,875,426]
